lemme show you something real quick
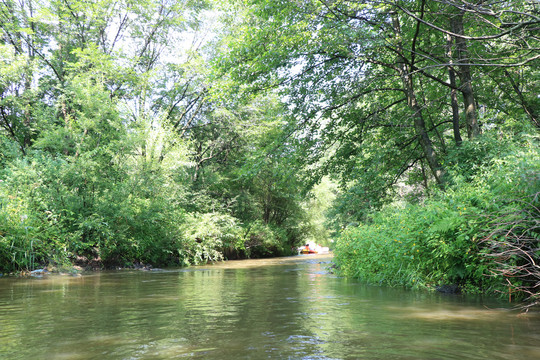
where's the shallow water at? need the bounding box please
[1,254,539,359]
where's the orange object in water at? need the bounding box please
[302,245,317,254]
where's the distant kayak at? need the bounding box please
[298,242,330,255]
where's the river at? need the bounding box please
[1,254,539,359]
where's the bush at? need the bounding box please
[334,200,494,291]
[179,212,244,265]
[243,220,290,258]
[334,133,539,300]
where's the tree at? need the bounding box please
[0,0,225,270]
[216,0,539,198]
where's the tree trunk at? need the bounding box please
[450,11,480,139]
[446,32,463,146]
[392,12,445,186]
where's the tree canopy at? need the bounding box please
[218,0,538,188]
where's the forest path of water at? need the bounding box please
[1,254,539,359]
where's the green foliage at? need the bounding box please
[0,156,70,271]
[334,133,539,298]
[301,177,338,247]
[333,199,489,290]
[0,0,318,272]
[180,212,243,265]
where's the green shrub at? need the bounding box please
[179,212,243,265]
[334,133,539,299]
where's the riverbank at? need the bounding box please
[0,253,335,278]
[330,133,540,309]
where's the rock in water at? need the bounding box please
[436,284,461,294]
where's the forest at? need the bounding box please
[0,0,538,306]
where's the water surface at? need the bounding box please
[1,255,539,359]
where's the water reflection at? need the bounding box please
[0,255,539,359]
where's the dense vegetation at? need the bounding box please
[334,134,538,298]
[0,0,326,272]
[214,0,539,306]
[1,0,539,306]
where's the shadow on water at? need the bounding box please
[1,254,539,359]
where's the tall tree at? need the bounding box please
[216,0,539,195]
